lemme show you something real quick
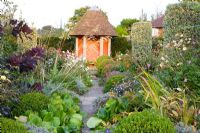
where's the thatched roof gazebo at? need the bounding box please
[152,15,164,37]
[70,8,117,62]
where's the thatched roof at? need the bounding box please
[152,16,164,28]
[69,9,117,36]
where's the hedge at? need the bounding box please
[38,37,75,51]
[130,22,152,66]
[164,1,200,45]
[111,37,131,57]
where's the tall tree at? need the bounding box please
[66,6,89,34]
[139,9,147,21]
[37,25,64,37]
[115,18,139,36]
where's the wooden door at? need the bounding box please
[86,40,100,61]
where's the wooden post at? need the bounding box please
[75,38,78,57]
[108,37,111,56]
[83,36,87,59]
[100,37,104,56]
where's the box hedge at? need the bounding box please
[0,117,28,133]
[113,109,175,133]
[164,1,200,45]
[13,92,49,116]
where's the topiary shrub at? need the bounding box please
[104,74,125,93]
[0,117,28,133]
[131,22,152,66]
[96,56,114,77]
[13,92,49,116]
[164,1,200,45]
[111,37,131,57]
[113,109,175,133]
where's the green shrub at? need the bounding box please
[115,53,133,72]
[164,1,200,45]
[96,55,112,66]
[113,110,175,133]
[14,92,49,116]
[131,22,152,66]
[104,75,125,93]
[111,37,131,57]
[0,117,28,133]
[96,56,114,77]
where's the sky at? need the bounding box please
[13,0,178,29]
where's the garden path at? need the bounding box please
[80,70,103,133]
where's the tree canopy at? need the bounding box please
[66,6,89,34]
[115,18,139,36]
[37,25,64,37]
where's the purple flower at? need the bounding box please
[24,47,45,59]
[10,20,33,39]
[19,57,37,73]
[8,55,22,66]
[179,100,183,107]
[12,27,20,37]
[31,83,43,91]
[10,19,18,25]
[105,129,111,133]
[147,63,151,68]
[21,24,33,34]
[0,23,3,37]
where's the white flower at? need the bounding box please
[159,62,165,68]
[161,57,165,61]
[180,34,184,37]
[176,88,182,92]
[179,39,183,43]
[184,78,188,82]
[165,60,169,63]
[183,47,187,51]
[0,75,6,80]
[177,62,183,66]
[165,43,171,48]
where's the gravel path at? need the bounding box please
[80,76,103,133]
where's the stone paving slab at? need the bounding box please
[80,78,103,133]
